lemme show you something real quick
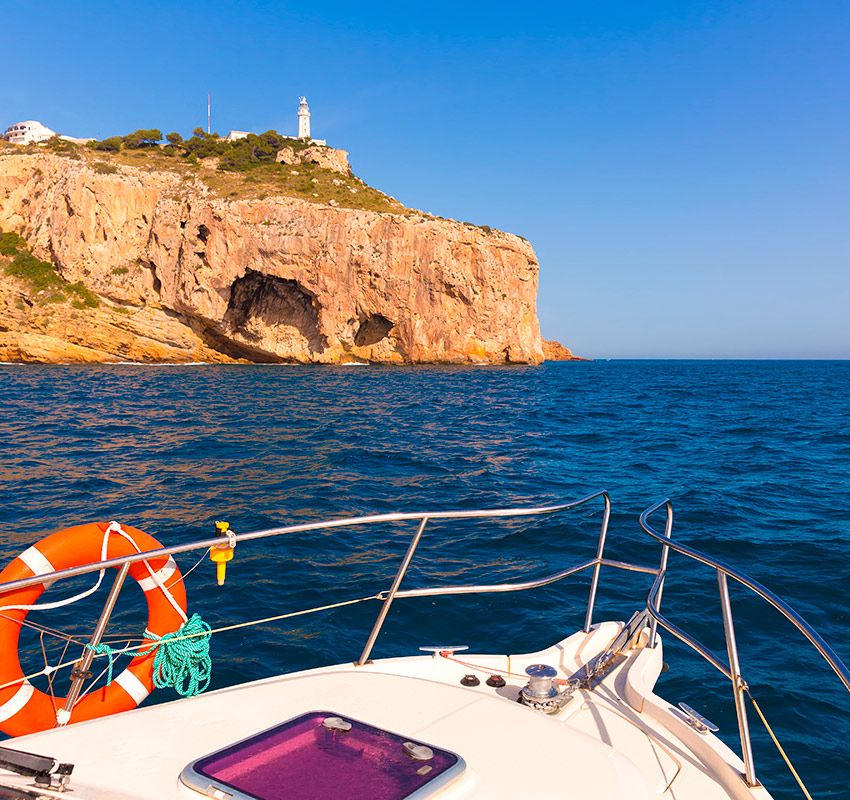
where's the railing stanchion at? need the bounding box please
[57,562,130,726]
[648,500,673,648]
[357,517,428,666]
[583,492,611,632]
[717,569,758,787]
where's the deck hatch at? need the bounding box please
[180,711,464,800]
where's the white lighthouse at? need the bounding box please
[297,96,311,140]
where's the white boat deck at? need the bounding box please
[0,623,772,800]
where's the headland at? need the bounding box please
[0,128,580,364]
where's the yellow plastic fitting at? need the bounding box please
[210,520,234,586]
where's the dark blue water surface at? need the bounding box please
[1,361,848,798]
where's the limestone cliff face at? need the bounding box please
[0,152,544,364]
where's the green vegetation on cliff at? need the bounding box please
[23,129,405,213]
[0,231,99,308]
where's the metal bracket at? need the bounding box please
[570,652,627,689]
[571,609,650,689]
[0,745,73,792]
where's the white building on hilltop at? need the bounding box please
[223,98,325,145]
[4,120,56,145]
[297,97,311,140]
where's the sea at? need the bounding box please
[0,360,848,798]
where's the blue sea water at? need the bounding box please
[0,360,848,798]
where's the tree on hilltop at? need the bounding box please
[91,136,123,152]
[122,129,163,148]
[166,132,184,146]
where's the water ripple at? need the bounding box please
[0,361,848,796]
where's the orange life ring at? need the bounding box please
[0,521,186,737]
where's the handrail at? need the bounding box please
[2,490,844,794]
[646,569,733,680]
[356,490,614,664]
[1,491,652,676]
[639,499,850,692]
[383,560,599,599]
[639,498,850,789]
[0,494,608,596]
[0,490,646,681]
[378,559,657,601]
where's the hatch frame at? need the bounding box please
[178,709,467,800]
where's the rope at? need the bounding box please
[85,613,212,697]
[439,625,622,685]
[165,548,211,591]
[0,594,379,697]
[0,657,82,694]
[0,612,87,646]
[78,595,378,700]
[747,691,813,800]
[94,594,381,648]
[0,521,187,623]
[149,614,212,697]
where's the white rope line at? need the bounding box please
[0,611,88,645]
[0,656,83,694]
[165,548,210,591]
[48,636,72,711]
[89,547,210,645]
[0,594,380,695]
[0,522,187,621]
[91,594,382,653]
[106,522,187,623]
[75,647,129,706]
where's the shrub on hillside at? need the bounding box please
[0,229,100,307]
[183,131,228,160]
[122,129,162,148]
[0,231,26,256]
[217,131,291,171]
[91,136,123,152]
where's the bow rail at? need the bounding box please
[3,488,848,798]
[640,498,850,789]
[1,491,663,672]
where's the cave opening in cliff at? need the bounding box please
[354,314,394,347]
[224,270,327,357]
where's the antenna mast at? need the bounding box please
[207,93,211,135]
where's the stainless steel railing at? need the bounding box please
[0,491,663,683]
[0,498,615,596]
[639,498,850,788]
[355,492,618,664]
[6,489,845,790]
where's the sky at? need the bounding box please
[2,1,849,358]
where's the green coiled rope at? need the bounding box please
[86,613,212,698]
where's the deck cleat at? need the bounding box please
[678,702,720,735]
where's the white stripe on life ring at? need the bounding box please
[0,681,34,723]
[115,669,150,706]
[137,556,177,593]
[19,546,57,589]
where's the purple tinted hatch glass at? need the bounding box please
[187,711,463,800]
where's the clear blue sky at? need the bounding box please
[3,1,848,357]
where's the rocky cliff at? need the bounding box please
[0,150,545,364]
[541,340,587,361]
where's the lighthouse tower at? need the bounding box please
[297,97,311,140]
